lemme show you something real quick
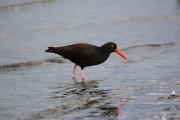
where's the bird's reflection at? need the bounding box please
[52,80,101,98]
[49,80,128,119]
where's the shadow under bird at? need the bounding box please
[45,42,128,82]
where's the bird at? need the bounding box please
[45,42,128,82]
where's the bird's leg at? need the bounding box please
[72,64,77,80]
[80,68,85,82]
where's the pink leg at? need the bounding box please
[72,64,77,80]
[80,68,85,82]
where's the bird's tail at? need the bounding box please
[45,47,55,53]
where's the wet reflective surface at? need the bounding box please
[0,0,180,120]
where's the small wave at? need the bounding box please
[44,57,64,63]
[0,0,55,11]
[0,42,175,70]
[0,57,64,70]
[122,42,175,51]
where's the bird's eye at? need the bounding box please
[111,44,115,48]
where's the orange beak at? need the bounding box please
[115,49,128,62]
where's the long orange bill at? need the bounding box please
[115,49,128,62]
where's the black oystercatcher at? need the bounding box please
[45,42,128,82]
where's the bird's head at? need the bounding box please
[102,42,128,62]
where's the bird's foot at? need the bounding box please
[82,77,85,82]
[72,64,77,81]
[72,76,76,81]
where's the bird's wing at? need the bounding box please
[60,43,100,60]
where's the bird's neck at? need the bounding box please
[99,46,111,61]
[100,45,112,54]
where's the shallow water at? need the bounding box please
[0,0,180,120]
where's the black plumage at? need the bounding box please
[45,42,127,81]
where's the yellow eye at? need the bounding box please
[111,44,115,48]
